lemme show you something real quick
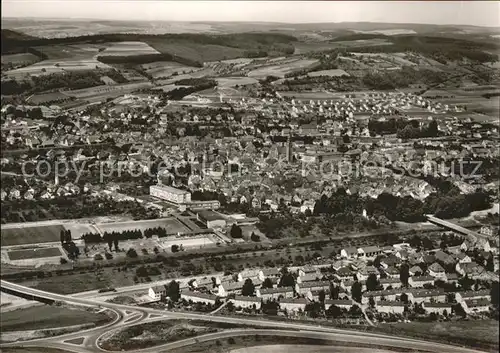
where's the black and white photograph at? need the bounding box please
[0,1,499,352]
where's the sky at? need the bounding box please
[2,1,500,27]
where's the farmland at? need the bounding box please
[142,61,198,79]
[308,69,350,77]
[247,58,319,79]
[1,305,112,332]
[97,41,159,56]
[0,225,64,247]
[7,247,62,260]
[216,77,259,87]
[1,53,40,66]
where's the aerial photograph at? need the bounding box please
[0,0,499,352]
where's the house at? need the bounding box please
[197,210,226,229]
[361,289,403,304]
[445,273,459,283]
[335,266,357,281]
[148,285,167,300]
[297,273,322,283]
[423,302,453,315]
[325,299,352,311]
[180,290,217,305]
[455,290,491,303]
[380,255,402,268]
[409,276,435,288]
[356,265,379,281]
[383,266,400,279]
[297,265,319,277]
[359,246,382,259]
[407,289,446,304]
[409,265,423,276]
[434,250,455,266]
[453,252,472,264]
[257,286,294,300]
[237,269,261,282]
[306,288,331,301]
[296,280,330,294]
[376,301,405,314]
[380,277,402,290]
[260,268,281,279]
[340,247,359,259]
[231,295,262,310]
[428,262,446,279]
[462,298,491,314]
[279,298,308,312]
[218,281,244,297]
[455,262,487,279]
[341,279,366,293]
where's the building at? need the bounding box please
[359,246,383,259]
[376,301,405,314]
[357,265,380,281]
[335,266,357,281]
[218,281,244,297]
[259,268,281,280]
[455,290,491,303]
[196,210,227,229]
[279,298,307,312]
[409,276,435,288]
[148,285,167,300]
[455,262,487,279]
[150,184,191,204]
[408,289,446,304]
[296,280,330,294]
[297,265,319,277]
[340,247,359,259]
[257,286,294,300]
[428,262,446,279]
[361,289,403,304]
[341,279,366,293]
[180,290,217,305]
[325,299,352,311]
[462,298,491,314]
[422,302,452,315]
[379,277,402,290]
[231,295,262,309]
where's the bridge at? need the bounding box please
[425,215,483,243]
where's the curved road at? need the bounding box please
[0,280,487,353]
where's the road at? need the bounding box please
[0,280,487,353]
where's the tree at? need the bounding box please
[326,304,342,318]
[366,273,380,291]
[491,281,499,307]
[351,281,362,302]
[318,289,326,304]
[167,280,180,302]
[330,283,340,299]
[114,239,119,251]
[278,270,295,288]
[230,224,243,239]
[242,278,256,296]
[250,232,260,242]
[368,296,376,308]
[400,293,409,304]
[262,277,274,289]
[60,230,65,244]
[486,254,495,272]
[400,263,410,287]
[171,244,180,253]
[126,248,138,258]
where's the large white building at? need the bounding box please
[150,184,191,204]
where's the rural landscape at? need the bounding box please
[0,1,499,353]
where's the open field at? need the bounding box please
[1,52,40,66]
[63,224,96,238]
[369,320,499,352]
[307,69,350,77]
[96,218,192,234]
[1,348,74,353]
[0,224,65,247]
[7,247,62,260]
[0,305,111,332]
[4,58,111,79]
[159,235,217,249]
[61,81,153,99]
[216,77,259,87]
[142,61,198,79]
[148,42,245,63]
[98,41,159,56]
[294,39,392,54]
[247,58,319,79]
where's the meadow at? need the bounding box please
[7,247,62,260]
[1,225,64,247]
[96,218,192,235]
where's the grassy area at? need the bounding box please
[100,320,218,351]
[1,225,64,246]
[1,349,74,353]
[8,247,62,260]
[367,320,499,352]
[1,305,112,332]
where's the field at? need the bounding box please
[142,61,198,79]
[159,235,217,249]
[63,224,97,238]
[7,247,62,260]
[98,41,160,56]
[27,91,71,104]
[1,52,40,66]
[0,225,64,247]
[4,58,111,79]
[216,77,259,87]
[1,305,111,332]
[247,59,319,79]
[307,69,350,77]
[96,218,192,235]
[372,320,499,352]
[62,81,153,99]
[147,41,245,63]
[294,39,392,54]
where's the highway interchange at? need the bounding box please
[0,280,489,353]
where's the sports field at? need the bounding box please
[96,218,192,235]
[7,247,62,260]
[1,225,64,247]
